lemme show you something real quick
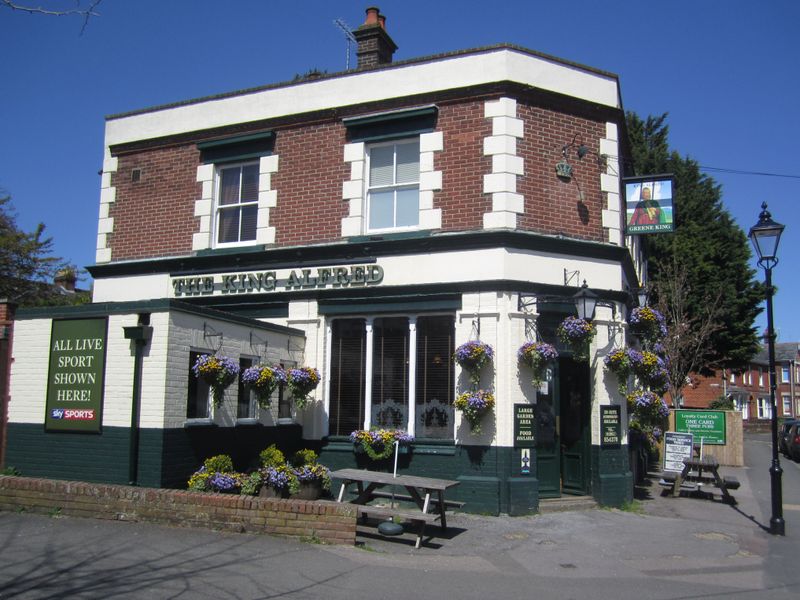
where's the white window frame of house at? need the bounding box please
[758,368,764,387]
[365,139,420,233]
[781,366,790,383]
[735,396,749,420]
[730,371,736,384]
[186,349,214,423]
[782,394,792,417]
[214,161,260,247]
[757,396,772,420]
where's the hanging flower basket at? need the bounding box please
[603,348,634,394]
[626,389,670,423]
[286,367,320,410]
[192,354,240,407]
[241,364,287,408]
[557,316,596,362]
[454,340,494,385]
[628,350,669,393]
[628,306,667,346]
[518,341,558,387]
[454,389,495,434]
[350,428,414,461]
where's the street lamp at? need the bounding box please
[748,202,785,536]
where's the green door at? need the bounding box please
[536,358,591,497]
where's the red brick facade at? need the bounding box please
[104,95,615,262]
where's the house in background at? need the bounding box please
[3,7,645,514]
[681,342,799,427]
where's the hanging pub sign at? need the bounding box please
[624,174,675,235]
[45,318,108,433]
[600,405,621,448]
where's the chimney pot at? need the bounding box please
[364,7,380,26]
[353,6,398,69]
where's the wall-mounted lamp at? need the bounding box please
[637,287,648,307]
[573,280,599,321]
[556,134,607,183]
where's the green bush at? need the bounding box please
[709,395,734,410]
[203,454,234,473]
[259,444,285,468]
[292,448,318,467]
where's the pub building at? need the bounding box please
[4,8,644,514]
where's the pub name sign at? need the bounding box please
[172,264,384,297]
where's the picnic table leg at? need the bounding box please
[436,490,447,529]
[711,468,734,504]
[337,481,348,503]
[673,465,690,497]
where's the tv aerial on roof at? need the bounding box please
[334,18,357,70]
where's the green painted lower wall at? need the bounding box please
[5,422,304,489]
[5,424,632,512]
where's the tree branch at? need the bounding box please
[1,1,103,33]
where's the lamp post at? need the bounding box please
[748,202,785,536]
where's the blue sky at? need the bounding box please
[2,1,798,342]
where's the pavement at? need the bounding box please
[1,433,798,599]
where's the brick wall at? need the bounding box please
[517,106,606,241]
[105,96,610,261]
[110,145,202,261]
[0,475,356,545]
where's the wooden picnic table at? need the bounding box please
[330,468,461,548]
[659,456,739,503]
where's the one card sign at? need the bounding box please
[675,410,726,445]
[600,405,621,448]
[514,403,536,448]
[45,318,107,433]
[664,431,694,472]
[624,175,675,235]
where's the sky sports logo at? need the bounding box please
[50,408,95,420]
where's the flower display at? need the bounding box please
[629,306,667,345]
[454,389,495,434]
[187,454,242,493]
[262,464,299,495]
[350,428,414,461]
[454,340,494,384]
[241,364,287,408]
[628,350,669,393]
[604,348,635,393]
[518,341,558,387]
[557,316,596,362]
[192,354,240,407]
[286,367,320,410]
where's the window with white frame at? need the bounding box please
[757,396,772,420]
[735,396,749,420]
[366,139,420,232]
[781,366,790,383]
[327,315,455,438]
[758,368,764,387]
[216,162,259,245]
[782,394,792,417]
[187,351,211,419]
[730,371,736,384]
[237,357,257,420]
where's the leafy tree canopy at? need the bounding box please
[0,195,88,307]
[626,113,762,373]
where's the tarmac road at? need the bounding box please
[1,432,798,599]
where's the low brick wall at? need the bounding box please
[0,476,356,545]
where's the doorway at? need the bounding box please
[535,358,591,497]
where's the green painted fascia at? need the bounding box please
[88,230,636,283]
[196,131,274,149]
[15,299,304,336]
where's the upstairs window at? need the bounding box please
[216,163,258,245]
[367,140,420,232]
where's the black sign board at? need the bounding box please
[514,403,536,448]
[600,405,621,448]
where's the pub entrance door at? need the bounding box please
[535,358,591,497]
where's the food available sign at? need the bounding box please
[45,318,107,432]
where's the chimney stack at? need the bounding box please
[353,7,397,69]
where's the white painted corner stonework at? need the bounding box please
[483,98,524,230]
[95,154,118,263]
[599,121,622,246]
[192,155,280,251]
[340,133,442,237]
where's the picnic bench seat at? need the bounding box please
[659,472,740,490]
[366,489,466,510]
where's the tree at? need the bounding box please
[1,0,102,33]
[626,113,763,393]
[0,195,86,306]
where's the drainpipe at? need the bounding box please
[123,314,152,486]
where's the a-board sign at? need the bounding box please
[664,431,694,472]
[675,410,726,445]
[514,403,536,448]
[45,318,107,433]
[600,405,621,448]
